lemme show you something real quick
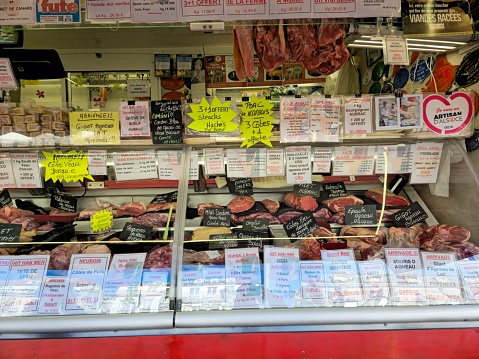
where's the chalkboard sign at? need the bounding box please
[227,177,253,195]
[243,218,269,233]
[0,189,13,208]
[0,223,22,248]
[393,201,428,227]
[209,233,238,249]
[151,100,183,144]
[150,191,178,204]
[119,222,153,241]
[322,182,348,198]
[203,208,231,227]
[50,194,77,213]
[345,205,377,226]
[293,183,321,198]
[237,230,264,248]
[283,211,319,238]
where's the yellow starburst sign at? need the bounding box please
[187,96,238,133]
[91,209,113,233]
[240,95,274,148]
[41,150,94,183]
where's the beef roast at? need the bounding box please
[284,193,318,211]
[365,188,410,207]
[262,199,280,214]
[322,195,363,213]
[227,196,255,213]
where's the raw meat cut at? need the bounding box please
[330,212,346,224]
[284,193,318,212]
[11,217,39,231]
[191,227,232,241]
[78,205,106,219]
[415,224,471,250]
[285,19,317,63]
[183,250,225,265]
[227,196,255,213]
[50,243,85,270]
[313,208,332,222]
[0,206,34,222]
[231,211,281,224]
[0,248,9,255]
[133,212,175,227]
[144,246,173,269]
[340,226,386,247]
[432,242,479,260]
[387,225,423,248]
[360,246,383,261]
[49,209,78,216]
[277,210,303,224]
[254,20,289,72]
[310,227,337,239]
[261,199,280,214]
[29,250,50,255]
[322,195,363,213]
[300,238,322,260]
[317,18,348,47]
[365,188,410,207]
[147,202,176,212]
[233,21,255,80]
[82,244,110,254]
[37,223,56,231]
[197,203,223,217]
[117,202,147,217]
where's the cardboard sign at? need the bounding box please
[240,96,274,148]
[323,258,363,303]
[113,151,158,182]
[343,97,372,135]
[189,150,199,180]
[132,0,178,22]
[38,277,68,315]
[283,211,318,238]
[375,145,413,175]
[41,150,93,183]
[86,0,132,20]
[280,97,310,143]
[300,261,327,301]
[345,205,377,226]
[358,261,390,301]
[150,191,178,204]
[227,177,253,195]
[243,218,269,233]
[285,146,312,184]
[11,153,42,188]
[322,181,348,198]
[209,233,239,249]
[120,101,150,138]
[458,262,479,301]
[266,149,285,176]
[0,189,13,207]
[151,100,183,145]
[203,208,231,227]
[410,143,443,184]
[384,37,409,65]
[393,201,428,227]
[119,222,153,241]
[187,97,238,133]
[88,150,107,176]
[310,97,340,142]
[0,58,18,89]
[332,146,375,176]
[0,223,22,248]
[293,183,321,198]
[50,194,77,213]
[70,112,120,145]
[313,148,332,173]
[157,150,181,180]
[0,2,35,26]
[0,154,16,189]
[204,148,225,176]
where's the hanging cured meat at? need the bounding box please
[254,19,290,73]
[233,21,255,81]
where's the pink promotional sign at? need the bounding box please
[423,92,473,135]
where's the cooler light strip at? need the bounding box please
[376,150,387,236]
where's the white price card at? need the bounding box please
[120,101,150,137]
[189,150,199,180]
[410,143,443,184]
[358,261,390,301]
[264,247,301,308]
[321,249,355,261]
[384,37,409,65]
[0,154,16,188]
[180,0,224,20]
[158,150,182,180]
[324,258,363,304]
[65,254,110,313]
[225,0,266,18]
[300,261,327,303]
[285,146,312,184]
[266,149,284,176]
[2,255,49,316]
[384,248,427,303]
[313,0,356,17]
[0,257,11,308]
[343,97,372,135]
[269,0,311,17]
[126,80,150,98]
[421,252,462,304]
[204,148,225,176]
[138,271,169,313]
[313,148,332,173]
[201,267,226,308]
[132,0,177,22]
[458,262,479,302]
[86,0,132,21]
[113,150,159,182]
[225,248,263,309]
[375,145,413,174]
[332,146,375,176]
[357,0,401,18]
[180,270,203,309]
[0,59,18,89]
[0,0,35,25]
[11,153,42,188]
[38,277,68,315]
[102,253,146,314]
[226,148,267,178]
[310,97,340,142]
[88,150,107,176]
[280,97,310,143]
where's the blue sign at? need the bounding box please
[410,56,435,83]
[35,0,81,23]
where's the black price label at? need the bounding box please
[209,233,238,249]
[293,183,322,198]
[119,222,153,241]
[283,211,319,238]
[243,218,269,233]
[0,223,22,248]
[0,189,13,208]
[151,100,183,145]
[50,194,77,213]
[345,205,377,226]
[203,208,231,227]
[227,177,253,195]
[322,182,348,198]
[237,230,264,248]
[150,191,178,204]
[392,201,428,227]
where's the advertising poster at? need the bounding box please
[35,0,80,23]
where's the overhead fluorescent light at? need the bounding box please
[407,47,446,52]
[361,35,467,45]
[354,39,384,45]
[347,44,384,49]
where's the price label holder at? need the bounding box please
[209,233,239,249]
[0,189,13,207]
[345,205,377,226]
[0,223,22,248]
[50,194,78,213]
[203,208,232,227]
[227,177,253,195]
[293,183,321,198]
[322,181,348,198]
[150,191,178,204]
[119,222,153,241]
[392,202,428,227]
[283,211,319,238]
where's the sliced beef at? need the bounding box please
[117,202,147,217]
[262,199,280,214]
[415,224,471,250]
[231,211,281,225]
[277,210,303,224]
[227,196,255,214]
[198,203,223,217]
[322,195,363,213]
[254,19,289,72]
[147,202,176,212]
[365,188,410,207]
[284,193,318,212]
[233,20,255,80]
[144,246,173,269]
[133,212,175,227]
[313,207,332,222]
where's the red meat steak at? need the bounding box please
[231,211,281,224]
[313,208,332,222]
[284,193,318,211]
[415,224,471,249]
[365,188,409,207]
[278,210,303,224]
[227,196,255,213]
[262,199,280,214]
[322,195,363,212]
[117,202,146,217]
